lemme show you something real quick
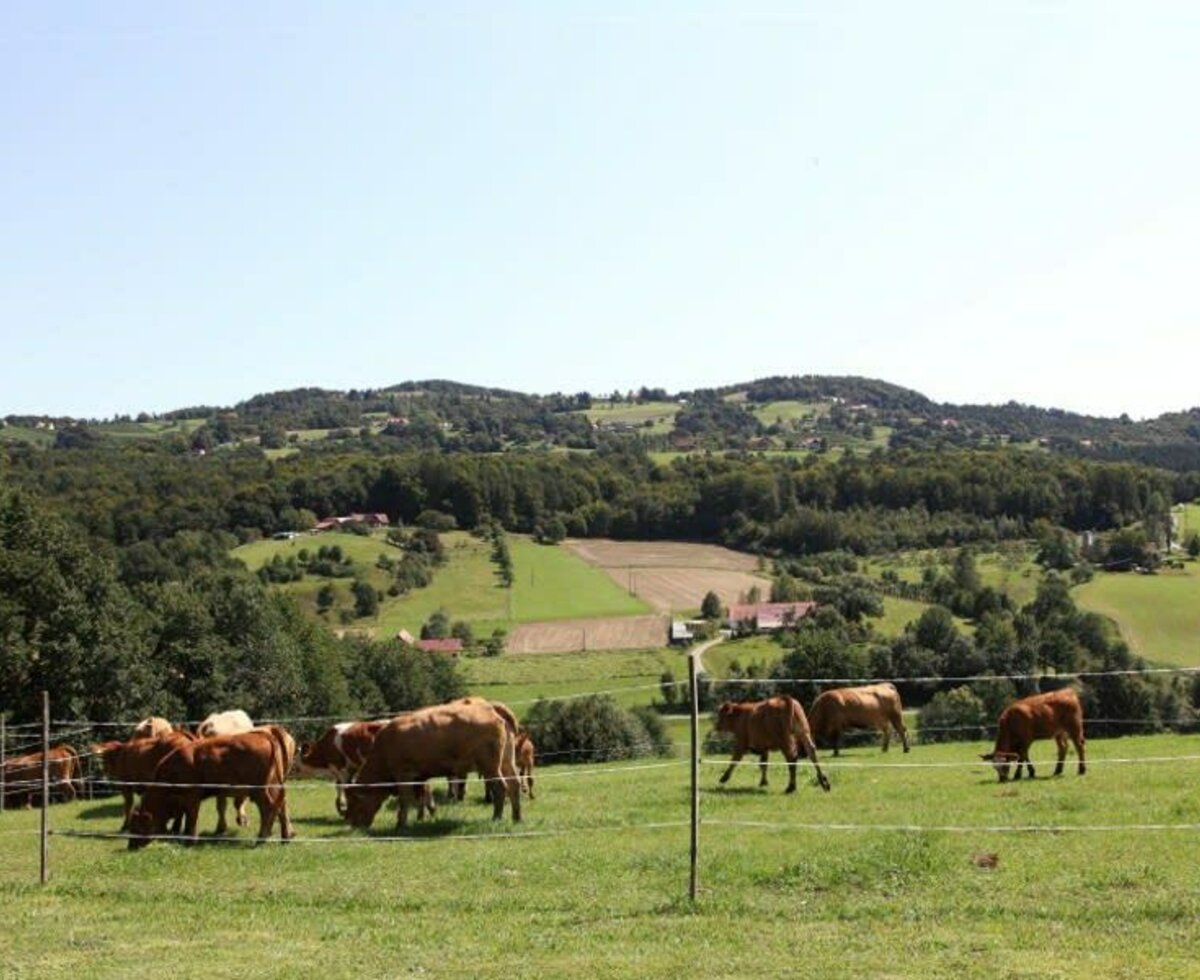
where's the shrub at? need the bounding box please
[523,695,673,764]
[917,686,986,744]
[415,509,458,531]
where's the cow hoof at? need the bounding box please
[785,786,797,794]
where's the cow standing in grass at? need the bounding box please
[981,688,1086,782]
[345,700,521,831]
[93,730,197,830]
[809,683,910,756]
[714,696,831,794]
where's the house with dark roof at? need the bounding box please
[727,601,817,634]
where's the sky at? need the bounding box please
[3,2,1199,419]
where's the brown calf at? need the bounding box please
[2,746,81,808]
[714,696,831,794]
[981,687,1086,782]
[93,731,197,829]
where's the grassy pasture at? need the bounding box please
[4,734,1200,977]
[233,531,651,639]
[1075,564,1200,667]
[583,400,681,434]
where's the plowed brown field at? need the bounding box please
[505,614,669,653]
[563,538,771,614]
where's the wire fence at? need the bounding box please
[4,659,1200,893]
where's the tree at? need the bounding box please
[421,609,451,640]
[352,579,379,618]
[700,591,723,620]
[316,583,336,613]
[1185,531,1200,560]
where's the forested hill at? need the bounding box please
[5,374,1200,470]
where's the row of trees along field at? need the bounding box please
[3,441,1191,555]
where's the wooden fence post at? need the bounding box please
[688,650,700,902]
[40,690,49,885]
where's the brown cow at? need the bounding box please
[127,729,294,848]
[447,698,521,804]
[2,745,82,808]
[714,696,831,793]
[809,683,910,756]
[345,700,521,830]
[93,731,197,829]
[300,720,388,816]
[981,688,1086,783]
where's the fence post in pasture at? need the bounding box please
[688,649,700,902]
[40,690,49,885]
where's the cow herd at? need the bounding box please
[712,683,1086,790]
[1,684,1088,846]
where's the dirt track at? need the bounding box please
[505,614,669,654]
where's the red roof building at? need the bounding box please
[415,638,464,655]
[728,601,817,633]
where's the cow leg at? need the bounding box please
[505,770,521,824]
[120,789,135,831]
[832,730,841,758]
[236,795,249,828]
[254,791,276,843]
[525,769,535,800]
[897,716,911,754]
[215,793,229,834]
[184,799,201,844]
[1023,751,1035,780]
[719,749,746,785]
[800,732,831,792]
[1053,733,1068,777]
[278,790,294,841]
[395,791,410,831]
[1073,731,1087,775]
[784,749,799,794]
[881,724,890,753]
[758,752,769,787]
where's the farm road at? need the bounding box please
[690,634,724,674]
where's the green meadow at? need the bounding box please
[3,734,1199,978]
[232,531,650,637]
[1076,563,1200,667]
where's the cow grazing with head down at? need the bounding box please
[300,720,388,816]
[981,687,1086,783]
[345,699,521,831]
[809,683,910,756]
[93,730,197,830]
[2,746,82,808]
[714,696,831,794]
[127,728,294,848]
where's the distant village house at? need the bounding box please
[727,601,817,635]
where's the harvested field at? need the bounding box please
[564,538,771,613]
[506,614,668,653]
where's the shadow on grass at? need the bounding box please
[75,801,126,822]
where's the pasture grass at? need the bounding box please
[4,735,1200,977]
[1075,564,1200,667]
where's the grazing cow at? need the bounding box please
[127,729,294,848]
[345,700,521,830]
[809,683,910,756]
[93,731,197,829]
[981,688,1086,782]
[2,746,81,808]
[131,717,174,741]
[714,696,831,794]
[300,720,388,816]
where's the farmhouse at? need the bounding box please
[728,601,816,635]
[414,638,463,656]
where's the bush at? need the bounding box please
[416,509,458,531]
[523,695,673,764]
[917,686,987,744]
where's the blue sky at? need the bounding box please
[3,2,1198,418]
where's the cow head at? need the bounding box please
[342,784,387,829]
[713,702,737,734]
[980,751,1018,782]
[126,807,159,850]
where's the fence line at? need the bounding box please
[699,754,1200,770]
[711,664,1200,686]
[51,821,692,846]
[706,818,1200,834]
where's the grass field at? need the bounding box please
[583,400,680,434]
[4,734,1200,977]
[233,531,652,640]
[1076,563,1200,667]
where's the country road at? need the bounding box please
[689,633,725,674]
